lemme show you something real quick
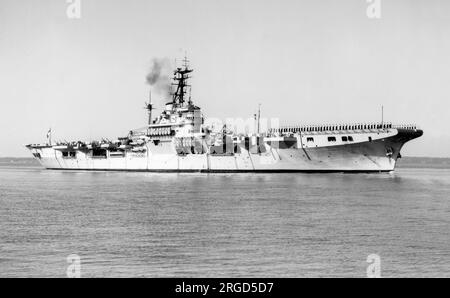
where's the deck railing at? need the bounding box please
[268,122,419,135]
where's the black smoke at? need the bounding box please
[146,58,172,99]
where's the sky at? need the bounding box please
[0,0,449,157]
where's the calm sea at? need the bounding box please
[0,158,449,277]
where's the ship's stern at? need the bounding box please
[25,145,60,169]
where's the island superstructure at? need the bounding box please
[26,60,423,173]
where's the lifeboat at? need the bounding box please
[53,145,68,150]
[100,143,116,149]
[131,147,147,153]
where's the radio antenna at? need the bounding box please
[257,104,261,135]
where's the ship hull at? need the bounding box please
[28,129,423,173]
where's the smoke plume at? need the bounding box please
[146,58,172,100]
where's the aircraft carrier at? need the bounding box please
[26,59,423,173]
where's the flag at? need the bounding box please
[47,128,52,145]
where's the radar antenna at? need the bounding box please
[171,55,193,107]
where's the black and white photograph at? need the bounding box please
[0,0,449,284]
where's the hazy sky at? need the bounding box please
[1,0,449,157]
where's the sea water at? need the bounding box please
[0,158,449,277]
